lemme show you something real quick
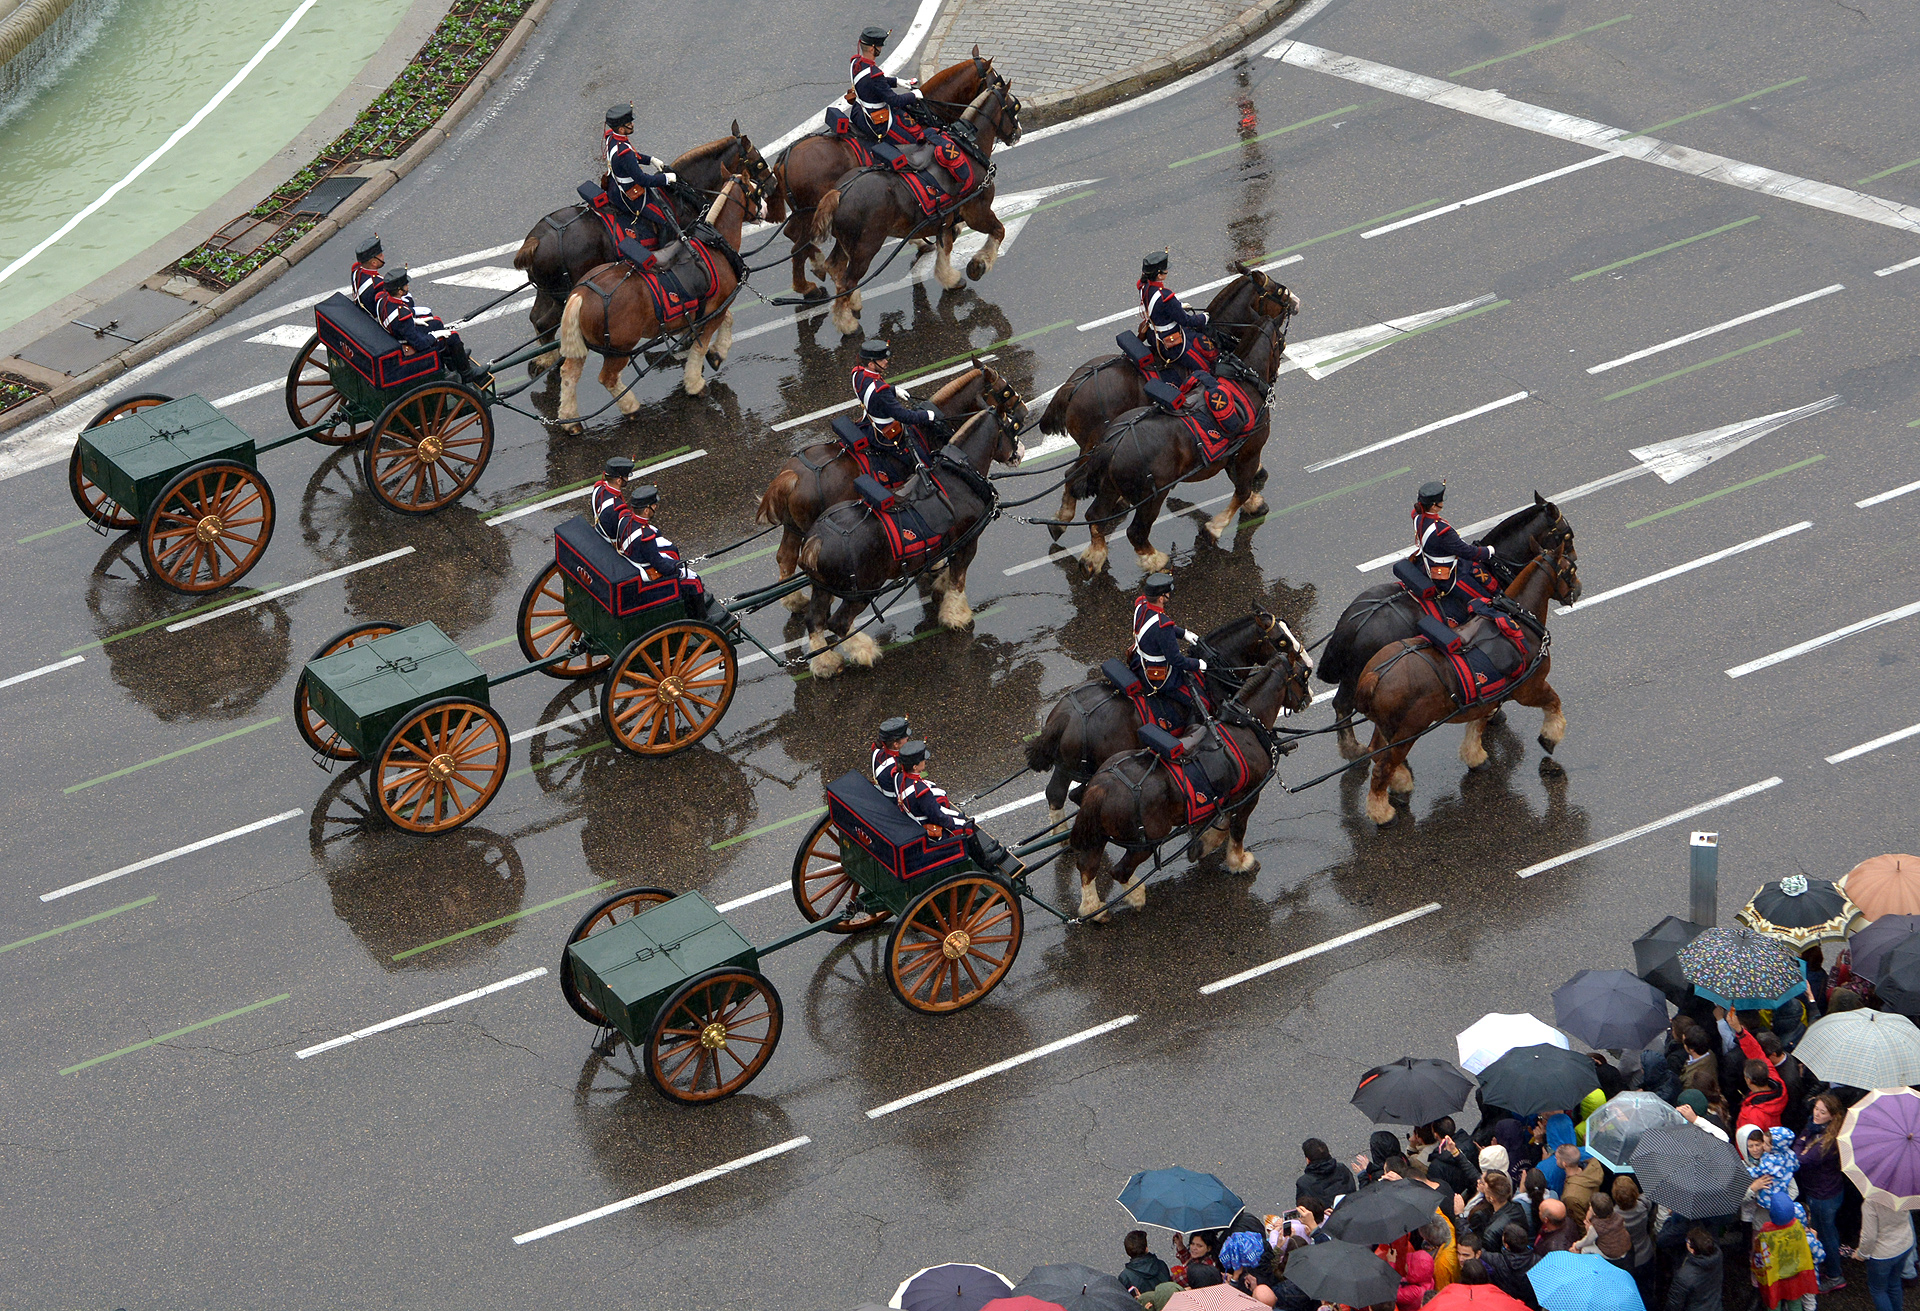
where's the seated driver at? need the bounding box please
[893,739,1017,875]
[606,481,713,622]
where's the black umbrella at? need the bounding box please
[1010,1264,1138,1311]
[895,1264,1013,1311]
[1476,1043,1601,1117]
[1849,915,1920,985]
[1322,1179,1444,1245]
[1874,935,1920,1017]
[1739,875,1861,951]
[1634,916,1707,999]
[1283,1239,1403,1306]
[1551,969,1671,1051]
[1351,1057,1477,1126]
[1629,1124,1751,1219]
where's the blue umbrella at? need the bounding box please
[1116,1167,1244,1232]
[1528,1251,1646,1311]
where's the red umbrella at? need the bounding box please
[1427,1284,1532,1311]
[981,1300,1066,1311]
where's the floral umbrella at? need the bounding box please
[1737,874,1865,950]
[1677,925,1807,1008]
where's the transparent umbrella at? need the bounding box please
[1582,1091,1684,1173]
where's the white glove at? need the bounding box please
[1196,660,1208,673]
[912,88,924,99]
[1195,310,1210,326]
[663,171,677,184]
[1184,629,1202,644]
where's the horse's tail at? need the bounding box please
[1025,706,1065,776]
[811,188,842,245]
[797,535,822,574]
[558,290,588,362]
[1038,369,1080,436]
[1068,779,1113,857]
[513,233,541,273]
[1067,430,1117,502]
[757,469,798,527]
[1317,614,1359,686]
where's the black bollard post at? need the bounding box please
[1690,831,1719,927]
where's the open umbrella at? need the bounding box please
[1737,874,1865,951]
[893,1264,1015,1311]
[1873,936,1920,1017]
[1352,1057,1477,1125]
[1283,1240,1402,1306]
[982,1301,1065,1311]
[1552,970,1671,1051]
[1582,1091,1685,1173]
[1428,1285,1531,1311]
[1322,1179,1444,1244]
[1629,1124,1751,1218]
[1677,926,1807,1008]
[1839,1087,1920,1210]
[1010,1265,1138,1311]
[1165,1287,1264,1310]
[1477,1043,1601,1117]
[1527,1251,1646,1311]
[1795,1008,1920,1089]
[1456,1012,1570,1076]
[1841,854,1920,921]
[1633,917,1707,999]
[1846,915,1920,985]
[1118,1167,1244,1232]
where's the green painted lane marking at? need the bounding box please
[1908,418,1920,428]
[704,543,780,575]
[502,737,609,784]
[712,805,827,852]
[1601,328,1801,401]
[1237,467,1411,531]
[999,189,1096,220]
[393,880,616,961]
[1858,158,1920,185]
[18,518,87,544]
[62,587,270,656]
[465,634,518,656]
[1570,216,1760,282]
[0,896,155,955]
[1451,14,1633,77]
[62,993,289,1075]
[1170,104,1366,168]
[1317,301,1509,369]
[1260,201,1444,260]
[1627,78,1807,140]
[791,604,1006,683]
[1624,455,1825,528]
[65,717,282,794]
[896,323,1074,385]
[482,445,693,517]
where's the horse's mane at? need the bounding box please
[674,137,736,168]
[929,367,984,407]
[1203,269,1253,315]
[1477,497,1561,553]
[1202,608,1271,646]
[925,53,990,94]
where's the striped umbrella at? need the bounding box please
[1839,1088,1920,1210]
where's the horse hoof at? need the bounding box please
[1366,796,1396,825]
[966,258,986,281]
[706,350,723,369]
[1537,735,1556,754]
[1487,707,1509,728]
[1251,467,1269,493]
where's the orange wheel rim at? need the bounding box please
[652,975,778,1099]
[376,389,486,508]
[892,880,1018,1010]
[796,821,889,930]
[149,468,271,590]
[522,564,604,675]
[380,704,506,831]
[611,627,734,752]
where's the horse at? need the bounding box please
[1026,608,1309,825]
[1352,525,1581,826]
[1065,644,1312,919]
[555,175,763,427]
[795,403,1022,679]
[812,78,1023,337]
[513,126,780,378]
[772,48,1002,301]
[1067,315,1288,576]
[1318,495,1571,759]
[755,361,1027,615]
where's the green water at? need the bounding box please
[0,0,415,334]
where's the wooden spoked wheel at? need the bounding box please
[601,620,737,756]
[516,561,612,680]
[286,332,373,446]
[361,383,493,514]
[885,873,1024,1015]
[560,885,677,1024]
[71,392,171,529]
[374,696,510,834]
[140,459,275,593]
[294,619,400,759]
[644,967,784,1104]
[790,814,891,934]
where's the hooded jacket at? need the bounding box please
[1665,1248,1723,1311]
[1358,1131,1403,1188]
[1295,1155,1358,1206]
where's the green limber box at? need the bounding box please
[301,622,489,760]
[567,893,757,1043]
[75,395,257,519]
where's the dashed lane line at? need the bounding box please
[1858,159,1920,186]
[711,807,826,853]
[1517,778,1783,877]
[513,1137,813,1245]
[1235,466,1410,532]
[866,1015,1140,1119]
[296,968,546,1059]
[63,718,282,795]
[1258,201,1445,261]
[1569,216,1760,283]
[484,450,706,526]
[1362,155,1619,239]
[1626,77,1807,140]
[165,547,415,632]
[1876,256,1920,278]
[1200,904,1444,994]
[0,654,84,690]
[1828,722,1920,765]
[63,993,289,1075]
[1602,329,1803,402]
[1858,479,1920,509]
[1305,393,1527,471]
[1449,13,1633,77]
[41,810,304,901]
[1,896,155,955]
[391,883,615,961]
[1726,599,1920,679]
[1587,286,1841,374]
[1621,454,1823,528]
[1557,522,1811,613]
[63,588,267,656]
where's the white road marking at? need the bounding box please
[508,706,598,745]
[978,788,1049,821]
[433,266,526,291]
[1859,479,1920,508]
[1277,295,1499,380]
[513,1137,813,1244]
[211,379,281,409]
[245,324,314,348]
[1558,522,1812,614]
[296,967,547,1059]
[41,808,303,901]
[1875,255,1920,277]
[1199,903,1443,994]
[459,294,534,329]
[1516,778,1782,878]
[1306,392,1528,471]
[165,547,414,631]
[1726,599,1920,678]
[865,1015,1139,1119]
[1828,721,1920,764]
[1363,155,1617,238]
[1,654,84,690]
[760,0,940,154]
[1311,688,1336,705]
[484,451,707,526]
[1005,542,1091,576]
[1076,256,1303,332]
[770,359,993,433]
[1274,42,1920,235]
[1585,286,1843,374]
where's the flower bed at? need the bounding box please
[0,373,44,413]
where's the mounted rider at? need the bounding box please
[602,104,683,262]
[850,339,952,483]
[597,474,714,621]
[1138,250,1218,390]
[1130,573,1212,729]
[871,715,911,802]
[374,267,487,384]
[350,235,385,315]
[846,26,972,187]
[1409,480,1499,625]
[893,740,1017,874]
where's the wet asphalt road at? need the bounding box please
[2,0,1919,1305]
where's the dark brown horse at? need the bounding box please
[514,127,780,377]
[755,362,1028,615]
[1353,526,1580,826]
[1065,644,1312,918]
[1027,609,1308,826]
[796,405,1021,678]
[772,50,1001,300]
[813,79,1023,336]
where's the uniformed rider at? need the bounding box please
[852,339,950,476]
[848,26,926,146]
[893,740,1017,873]
[589,455,640,539]
[603,104,683,255]
[1129,572,1211,727]
[871,716,911,802]
[604,481,713,621]
[1138,250,1218,389]
[350,235,385,314]
[1411,480,1498,624]
[375,267,487,384]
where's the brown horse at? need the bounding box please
[1065,645,1312,919]
[813,79,1023,336]
[1352,526,1581,826]
[1070,315,1288,575]
[796,404,1022,679]
[513,127,780,378]
[555,175,763,426]
[755,362,1028,615]
[772,49,1002,300]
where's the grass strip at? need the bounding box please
[1908,418,1920,428]
[791,604,1006,683]
[1169,104,1365,168]
[1259,201,1443,260]
[65,717,281,794]
[1569,216,1760,282]
[704,543,780,575]
[1624,455,1825,528]
[1602,329,1800,401]
[393,881,616,960]
[465,634,518,656]
[712,806,828,852]
[62,993,288,1074]
[1628,78,1807,140]
[0,897,155,955]
[1316,301,1509,369]
[17,518,87,544]
[1858,159,1920,185]
[502,737,609,784]
[62,588,269,656]
[896,323,1073,385]
[1237,467,1410,531]
[1451,14,1633,77]
[484,445,691,516]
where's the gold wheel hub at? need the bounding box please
[417,434,445,461]
[194,513,224,543]
[700,1021,728,1050]
[427,752,457,782]
[941,929,972,960]
[658,674,685,699]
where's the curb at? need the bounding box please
[0,0,560,437]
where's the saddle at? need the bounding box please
[1138,722,1253,826]
[854,467,954,565]
[1172,378,1258,463]
[1117,331,1168,383]
[578,181,630,245]
[616,236,720,327]
[1412,602,1531,707]
[871,131,978,217]
[1100,658,1203,734]
[824,108,878,167]
[833,415,917,489]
